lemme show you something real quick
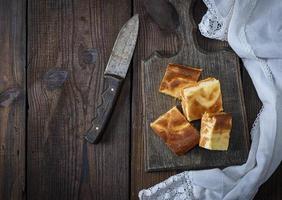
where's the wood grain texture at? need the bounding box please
[27,0,131,199]
[131,0,180,198]
[142,0,249,171]
[130,0,216,196]
[0,0,26,199]
[0,0,280,199]
[241,66,262,130]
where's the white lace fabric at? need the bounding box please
[199,0,234,41]
[138,172,194,200]
[139,0,282,199]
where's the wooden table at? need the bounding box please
[0,0,281,199]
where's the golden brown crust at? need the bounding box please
[159,63,202,98]
[150,106,200,155]
[199,112,232,150]
[209,112,232,131]
[181,77,223,121]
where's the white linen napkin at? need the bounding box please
[139,0,282,199]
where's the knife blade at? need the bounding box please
[84,14,139,144]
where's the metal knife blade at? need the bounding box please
[104,14,139,78]
[84,15,139,144]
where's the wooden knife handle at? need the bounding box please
[84,75,123,144]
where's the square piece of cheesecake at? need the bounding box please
[199,112,232,151]
[159,63,202,98]
[181,77,223,121]
[150,106,200,155]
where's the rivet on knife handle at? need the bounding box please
[84,75,123,144]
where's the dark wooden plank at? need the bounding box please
[241,67,262,131]
[0,1,26,200]
[142,0,248,172]
[27,0,131,199]
[131,0,180,198]
[255,164,282,200]
[0,0,26,199]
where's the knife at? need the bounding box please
[84,14,139,144]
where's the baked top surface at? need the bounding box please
[150,106,200,155]
[159,63,202,98]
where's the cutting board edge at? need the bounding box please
[145,157,248,172]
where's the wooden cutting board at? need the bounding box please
[142,0,250,172]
